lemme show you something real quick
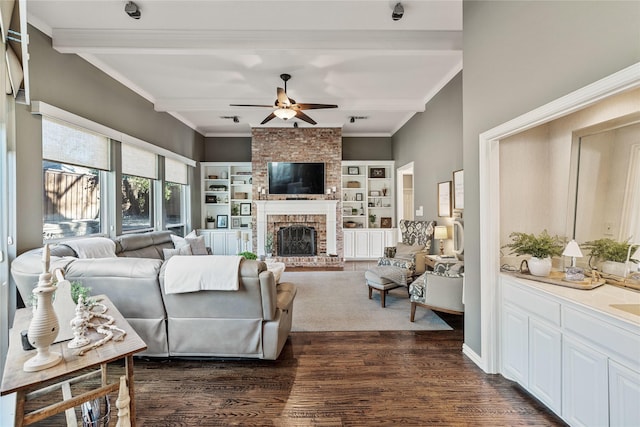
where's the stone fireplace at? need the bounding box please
[255,200,341,267]
[251,128,343,267]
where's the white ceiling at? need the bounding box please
[27,0,462,137]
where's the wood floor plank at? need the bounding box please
[22,311,565,426]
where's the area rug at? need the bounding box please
[281,270,452,332]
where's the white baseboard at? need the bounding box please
[462,343,487,372]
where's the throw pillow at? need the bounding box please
[171,231,208,255]
[395,242,425,255]
[163,244,193,260]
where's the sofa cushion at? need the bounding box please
[64,237,116,259]
[115,231,173,259]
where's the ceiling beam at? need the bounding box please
[154,98,426,113]
[52,29,462,54]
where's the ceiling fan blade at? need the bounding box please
[276,87,291,107]
[230,104,274,108]
[295,110,317,125]
[296,103,339,110]
[260,112,277,125]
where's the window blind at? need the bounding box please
[165,157,188,185]
[122,144,157,179]
[42,117,110,170]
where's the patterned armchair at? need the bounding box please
[377,220,436,279]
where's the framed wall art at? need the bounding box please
[369,167,385,178]
[380,217,392,228]
[453,169,464,210]
[355,193,363,201]
[240,203,251,216]
[438,181,452,218]
[217,215,228,229]
[347,166,360,175]
[232,217,241,228]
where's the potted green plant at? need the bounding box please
[503,230,564,276]
[369,213,376,228]
[239,251,257,260]
[581,238,635,277]
[206,215,215,229]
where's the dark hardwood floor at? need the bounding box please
[26,310,566,426]
[24,264,565,426]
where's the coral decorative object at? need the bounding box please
[24,244,62,372]
[68,295,91,349]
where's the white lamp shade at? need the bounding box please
[562,239,583,258]
[434,226,448,240]
[274,108,296,120]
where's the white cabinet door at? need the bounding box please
[609,360,640,426]
[529,319,562,413]
[210,232,228,255]
[562,336,609,427]
[343,230,355,259]
[368,230,385,258]
[354,230,370,259]
[501,305,529,386]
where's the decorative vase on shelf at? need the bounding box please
[24,244,62,372]
[528,256,552,277]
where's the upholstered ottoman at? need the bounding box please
[365,266,409,308]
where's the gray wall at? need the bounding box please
[392,72,463,222]
[15,26,205,252]
[462,1,640,355]
[204,137,252,161]
[342,137,392,160]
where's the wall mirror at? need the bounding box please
[568,113,640,246]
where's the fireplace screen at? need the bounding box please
[278,225,316,257]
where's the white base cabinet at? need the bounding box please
[198,230,252,255]
[343,229,397,260]
[500,275,640,427]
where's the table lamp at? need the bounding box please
[562,239,584,281]
[434,226,448,256]
[624,243,640,277]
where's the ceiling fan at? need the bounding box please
[230,73,338,125]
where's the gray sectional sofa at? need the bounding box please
[10,231,297,360]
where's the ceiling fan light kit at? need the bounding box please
[231,73,338,126]
[274,108,296,120]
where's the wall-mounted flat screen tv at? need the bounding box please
[267,162,325,195]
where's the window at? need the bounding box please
[121,144,157,233]
[42,118,110,241]
[164,157,188,237]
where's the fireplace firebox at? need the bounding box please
[278,225,316,257]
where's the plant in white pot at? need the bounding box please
[503,230,564,277]
[581,238,635,277]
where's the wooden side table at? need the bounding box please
[1,295,147,426]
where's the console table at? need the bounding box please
[1,295,147,426]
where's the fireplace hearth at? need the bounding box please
[278,225,316,257]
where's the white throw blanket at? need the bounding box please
[164,255,242,294]
[65,237,116,259]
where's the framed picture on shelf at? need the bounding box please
[355,193,363,201]
[380,217,392,228]
[438,181,452,217]
[217,215,228,229]
[232,217,241,228]
[453,169,464,210]
[240,203,251,216]
[370,190,381,197]
[347,166,360,175]
[369,168,385,178]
